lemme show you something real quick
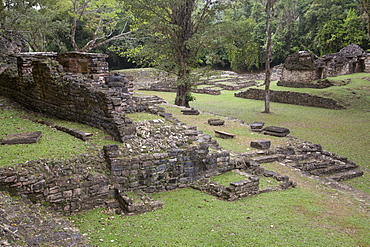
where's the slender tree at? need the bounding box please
[263,0,277,113]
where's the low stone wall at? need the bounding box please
[0,155,112,215]
[235,88,345,109]
[104,144,242,193]
[192,87,221,95]
[277,78,333,88]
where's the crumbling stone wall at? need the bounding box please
[279,44,369,87]
[235,88,345,109]
[0,52,165,142]
[104,144,245,193]
[0,155,112,215]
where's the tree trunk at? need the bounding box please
[172,0,195,108]
[175,84,190,108]
[264,0,273,113]
[175,68,191,108]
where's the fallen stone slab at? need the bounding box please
[181,109,200,115]
[53,125,93,141]
[214,130,235,139]
[250,121,265,132]
[159,112,172,118]
[1,131,42,145]
[250,140,271,149]
[263,126,290,137]
[208,119,225,126]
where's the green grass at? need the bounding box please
[126,112,163,122]
[259,175,281,189]
[0,98,119,167]
[71,188,370,246]
[210,171,247,186]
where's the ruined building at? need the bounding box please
[278,44,370,87]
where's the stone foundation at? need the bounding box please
[235,88,345,109]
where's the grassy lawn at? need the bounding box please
[72,187,369,246]
[0,98,119,167]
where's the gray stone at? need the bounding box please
[214,130,235,139]
[250,121,265,131]
[263,126,290,137]
[250,140,271,149]
[1,131,42,145]
[208,119,225,126]
[181,109,200,115]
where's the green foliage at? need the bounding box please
[315,8,367,55]
[0,0,70,51]
[224,17,260,71]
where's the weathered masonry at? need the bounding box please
[279,44,370,87]
[0,51,166,142]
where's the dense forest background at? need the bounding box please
[1,0,369,71]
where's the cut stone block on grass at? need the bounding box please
[1,131,42,145]
[214,130,235,139]
[54,125,93,141]
[208,119,225,126]
[263,126,290,137]
[250,121,265,132]
[181,109,200,115]
[251,140,271,149]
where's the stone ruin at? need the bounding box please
[0,31,294,217]
[234,45,370,109]
[278,44,370,88]
[0,31,364,221]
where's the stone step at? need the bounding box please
[251,154,286,164]
[327,169,364,181]
[308,163,359,176]
[293,161,336,172]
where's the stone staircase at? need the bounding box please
[247,139,363,182]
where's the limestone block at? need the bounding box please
[1,131,42,145]
[250,140,271,149]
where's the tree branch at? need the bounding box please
[84,30,134,52]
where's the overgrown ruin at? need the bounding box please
[278,44,370,87]
[0,31,365,245]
